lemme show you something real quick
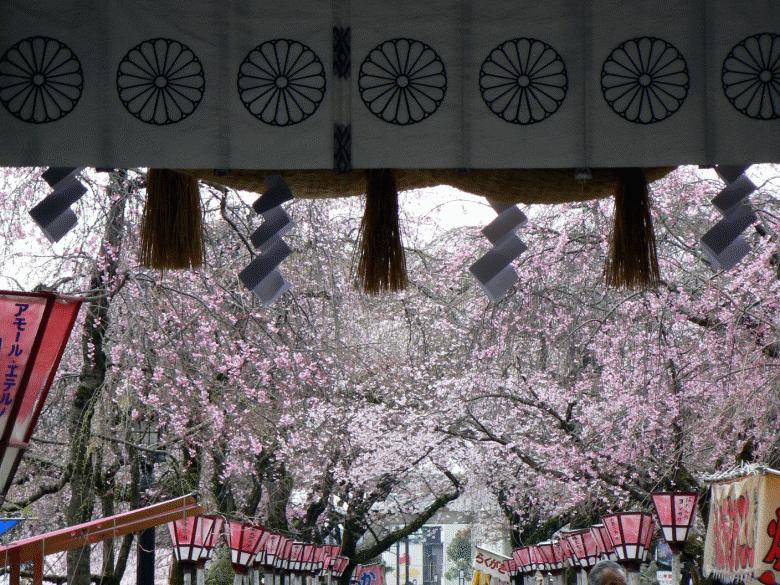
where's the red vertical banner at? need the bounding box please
[0,291,82,502]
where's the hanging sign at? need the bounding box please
[0,0,778,169]
[0,290,82,504]
[473,547,510,583]
[703,470,780,585]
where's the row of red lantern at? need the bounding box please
[504,492,699,576]
[169,515,350,584]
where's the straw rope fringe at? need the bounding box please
[605,168,660,289]
[141,169,204,270]
[180,168,673,205]
[355,169,408,294]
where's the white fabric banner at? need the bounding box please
[0,0,778,168]
[703,471,780,585]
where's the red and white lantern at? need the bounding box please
[263,533,284,568]
[512,547,532,574]
[601,512,656,585]
[331,556,350,578]
[251,530,272,579]
[529,545,545,572]
[601,513,655,565]
[0,291,82,504]
[275,538,293,572]
[553,542,565,571]
[651,492,698,585]
[509,559,520,577]
[289,542,305,572]
[169,515,222,585]
[286,542,313,585]
[226,521,265,585]
[258,533,285,585]
[301,543,316,573]
[320,544,342,576]
[563,530,600,568]
[590,524,617,561]
[311,545,328,574]
[651,492,698,552]
[198,515,225,566]
[536,542,558,573]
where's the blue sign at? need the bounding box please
[0,519,21,537]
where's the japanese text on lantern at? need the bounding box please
[676,495,695,525]
[713,493,755,572]
[0,304,29,417]
[764,507,780,571]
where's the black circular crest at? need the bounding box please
[479,38,567,125]
[601,36,689,124]
[358,38,447,125]
[722,33,780,120]
[0,36,83,124]
[116,38,205,125]
[238,39,326,126]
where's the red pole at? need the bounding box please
[9,554,20,585]
[32,555,43,585]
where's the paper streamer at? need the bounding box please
[240,175,294,305]
[469,203,528,301]
[701,166,757,271]
[29,167,86,242]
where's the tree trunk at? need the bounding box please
[265,463,294,531]
[66,174,128,585]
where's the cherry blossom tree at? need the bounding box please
[0,165,778,585]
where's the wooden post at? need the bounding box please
[32,555,43,585]
[671,554,681,585]
[9,555,20,585]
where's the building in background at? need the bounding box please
[381,509,510,585]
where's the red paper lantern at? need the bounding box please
[289,541,304,572]
[319,544,342,575]
[226,521,265,574]
[563,530,601,568]
[651,492,698,552]
[169,515,220,564]
[275,537,293,571]
[590,524,616,560]
[560,532,584,567]
[251,529,273,570]
[525,546,537,571]
[508,559,519,576]
[262,533,284,568]
[310,545,328,573]
[529,545,545,571]
[558,535,575,563]
[302,543,317,572]
[537,541,559,572]
[288,541,315,573]
[601,513,655,567]
[554,541,566,570]
[512,547,532,574]
[331,556,350,577]
[0,291,82,503]
[198,515,224,565]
